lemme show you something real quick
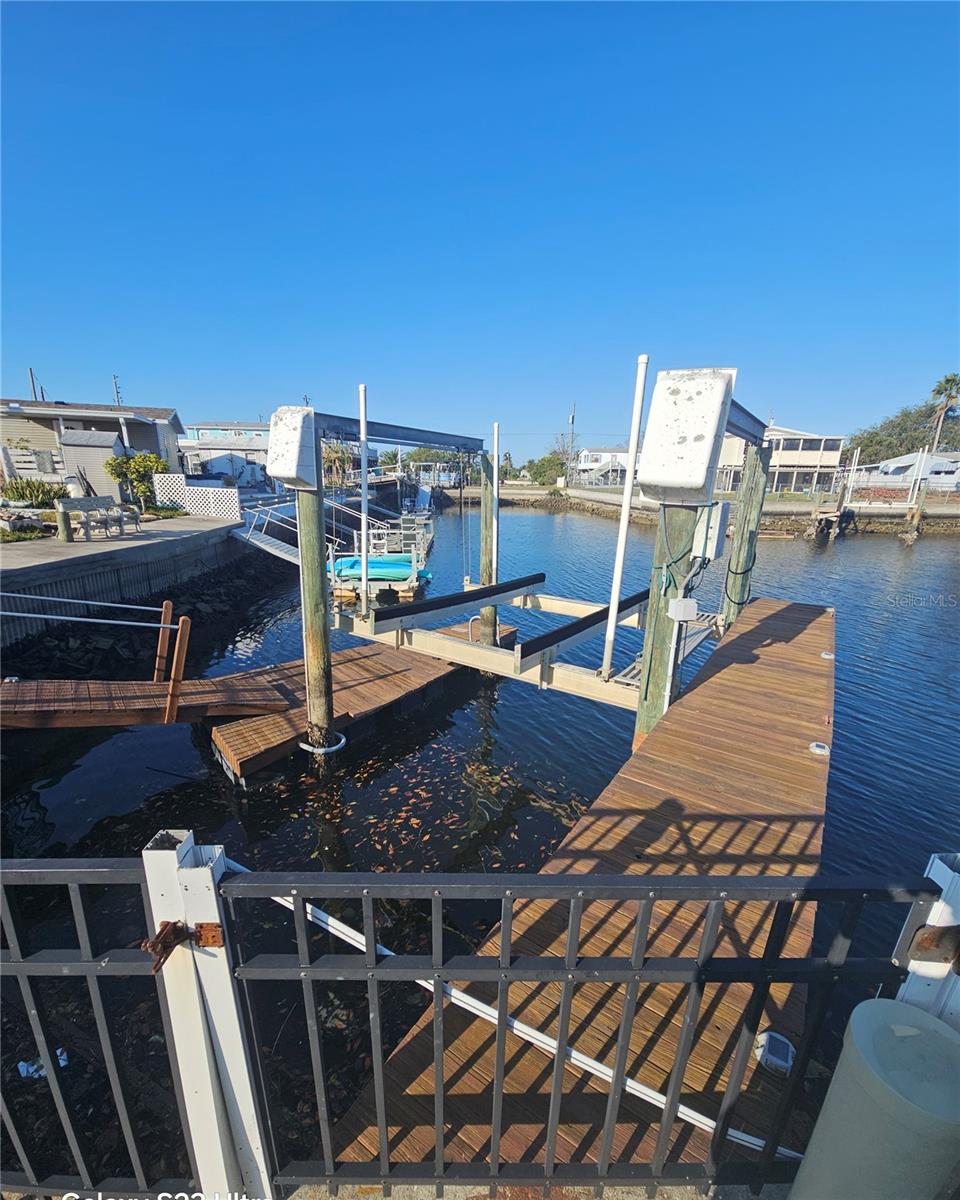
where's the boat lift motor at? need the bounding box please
[635,367,737,505]
[266,406,318,490]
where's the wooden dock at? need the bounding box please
[332,597,835,1170]
[1,670,291,728]
[211,624,514,781]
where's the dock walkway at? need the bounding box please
[212,624,513,781]
[1,669,291,728]
[333,597,835,1170]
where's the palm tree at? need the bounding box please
[931,373,959,453]
[322,441,352,486]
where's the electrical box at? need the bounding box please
[266,406,317,490]
[667,597,698,623]
[636,368,736,504]
[693,501,730,563]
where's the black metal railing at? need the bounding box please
[0,859,197,1199]
[222,870,939,1194]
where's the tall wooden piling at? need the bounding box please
[297,434,336,757]
[633,503,700,746]
[479,451,497,644]
[721,443,771,628]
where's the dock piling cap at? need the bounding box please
[844,998,960,1132]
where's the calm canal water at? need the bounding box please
[3,508,958,951]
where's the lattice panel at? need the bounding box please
[154,473,188,506]
[189,486,242,521]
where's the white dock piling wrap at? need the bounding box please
[601,354,648,681]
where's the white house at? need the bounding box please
[576,446,634,485]
[854,450,960,492]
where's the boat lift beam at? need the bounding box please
[313,412,483,454]
[335,578,706,712]
[363,572,546,635]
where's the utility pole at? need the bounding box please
[721,443,771,628]
[633,503,701,746]
[479,450,497,644]
[28,367,38,402]
[567,401,576,484]
[297,426,336,765]
[113,374,123,406]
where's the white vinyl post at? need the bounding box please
[143,831,274,1197]
[359,384,369,614]
[897,852,960,1032]
[141,831,247,1196]
[492,421,500,584]
[601,354,649,680]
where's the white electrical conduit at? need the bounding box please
[224,857,800,1162]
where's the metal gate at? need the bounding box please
[0,830,950,1199]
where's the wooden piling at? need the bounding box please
[479,451,497,644]
[163,616,191,724]
[296,434,336,755]
[632,503,700,746]
[153,600,174,682]
[721,443,771,628]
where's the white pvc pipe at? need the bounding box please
[601,354,649,681]
[359,384,369,615]
[492,421,500,584]
[224,856,800,1162]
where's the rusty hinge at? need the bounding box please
[141,919,224,972]
[194,922,224,948]
[906,924,960,975]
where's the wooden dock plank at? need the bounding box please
[0,675,291,728]
[332,598,835,1172]
[210,624,515,780]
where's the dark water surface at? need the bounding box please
[3,509,958,939]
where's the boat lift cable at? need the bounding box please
[223,855,801,1163]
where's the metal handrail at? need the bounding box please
[0,591,164,614]
[0,611,177,631]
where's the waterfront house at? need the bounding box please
[576,444,634,484]
[852,449,960,492]
[0,398,185,497]
[717,424,845,493]
[179,420,272,487]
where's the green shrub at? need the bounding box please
[104,452,169,508]
[144,504,186,519]
[1,478,69,505]
[0,526,49,542]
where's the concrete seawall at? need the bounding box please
[0,518,250,648]
[448,486,960,534]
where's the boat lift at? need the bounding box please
[268,362,766,735]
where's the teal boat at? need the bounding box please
[332,555,431,582]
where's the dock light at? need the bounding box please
[266,406,318,490]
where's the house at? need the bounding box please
[179,421,272,488]
[0,398,184,499]
[854,450,960,492]
[576,446,634,485]
[717,425,845,493]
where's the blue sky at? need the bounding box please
[2,2,957,463]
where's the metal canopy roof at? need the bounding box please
[313,411,483,453]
